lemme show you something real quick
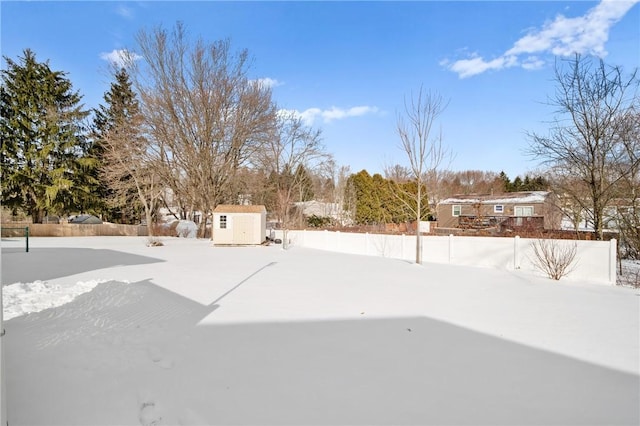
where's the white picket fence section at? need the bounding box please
[280,230,617,285]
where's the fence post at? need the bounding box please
[0,258,5,426]
[609,239,617,284]
[365,232,369,256]
[25,226,29,253]
[448,234,454,263]
[514,235,520,269]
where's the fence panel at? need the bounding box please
[450,236,517,270]
[285,230,615,285]
[421,236,450,264]
[1,223,146,237]
[518,238,613,283]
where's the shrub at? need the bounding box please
[530,238,577,280]
[146,236,164,247]
[307,215,332,228]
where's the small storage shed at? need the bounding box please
[212,205,267,246]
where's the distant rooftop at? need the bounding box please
[440,191,551,205]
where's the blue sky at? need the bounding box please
[2,1,639,179]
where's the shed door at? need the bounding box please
[233,216,254,244]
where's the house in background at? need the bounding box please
[294,200,352,226]
[212,205,267,245]
[436,191,561,231]
[68,214,103,224]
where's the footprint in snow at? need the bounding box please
[147,345,174,369]
[138,393,162,426]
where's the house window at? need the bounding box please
[494,205,504,213]
[452,205,462,217]
[219,215,227,229]
[514,206,534,217]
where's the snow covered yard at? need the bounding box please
[1,236,639,425]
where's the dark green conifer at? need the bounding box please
[91,67,142,223]
[1,49,91,222]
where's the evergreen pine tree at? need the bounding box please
[347,170,377,224]
[371,173,391,224]
[1,49,90,222]
[532,176,548,190]
[93,67,159,234]
[398,181,430,223]
[91,67,142,223]
[347,170,421,225]
[294,164,315,202]
[511,176,523,192]
[499,171,512,192]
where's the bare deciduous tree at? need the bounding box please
[396,87,450,264]
[547,171,591,231]
[384,164,412,183]
[528,54,639,240]
[99,104,162,239]
[614,109,640,259]
[327,162,354,225]
[94,65,163,239]
[251,111,331,228]
[133,23,277,237]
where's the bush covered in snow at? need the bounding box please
[175,220,197,238]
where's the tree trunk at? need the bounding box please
[593,215,603,240]
[593,198,604,240]
[198,209,209,239]
[31,208,44,224]
[144,208,154,238]
[415,186,422,264]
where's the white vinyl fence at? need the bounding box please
[280,230,617,285]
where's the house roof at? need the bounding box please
[213,204,266,213]
[69,214,103,224]
[439,191,551,205]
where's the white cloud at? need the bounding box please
[249,77,283,88]
[116,4,134,19]
[521,56,546,71]
[99,49,142,68]
[445,0,639,78]
[448,54,518,79]
[298,108,323,125]
[321,106,380,122]
[281,106,380,125]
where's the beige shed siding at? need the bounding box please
[212,205,267,245]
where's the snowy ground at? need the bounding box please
[1,236,639,425]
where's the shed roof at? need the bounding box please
[213,204,266,213]
[439,191,551,205]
